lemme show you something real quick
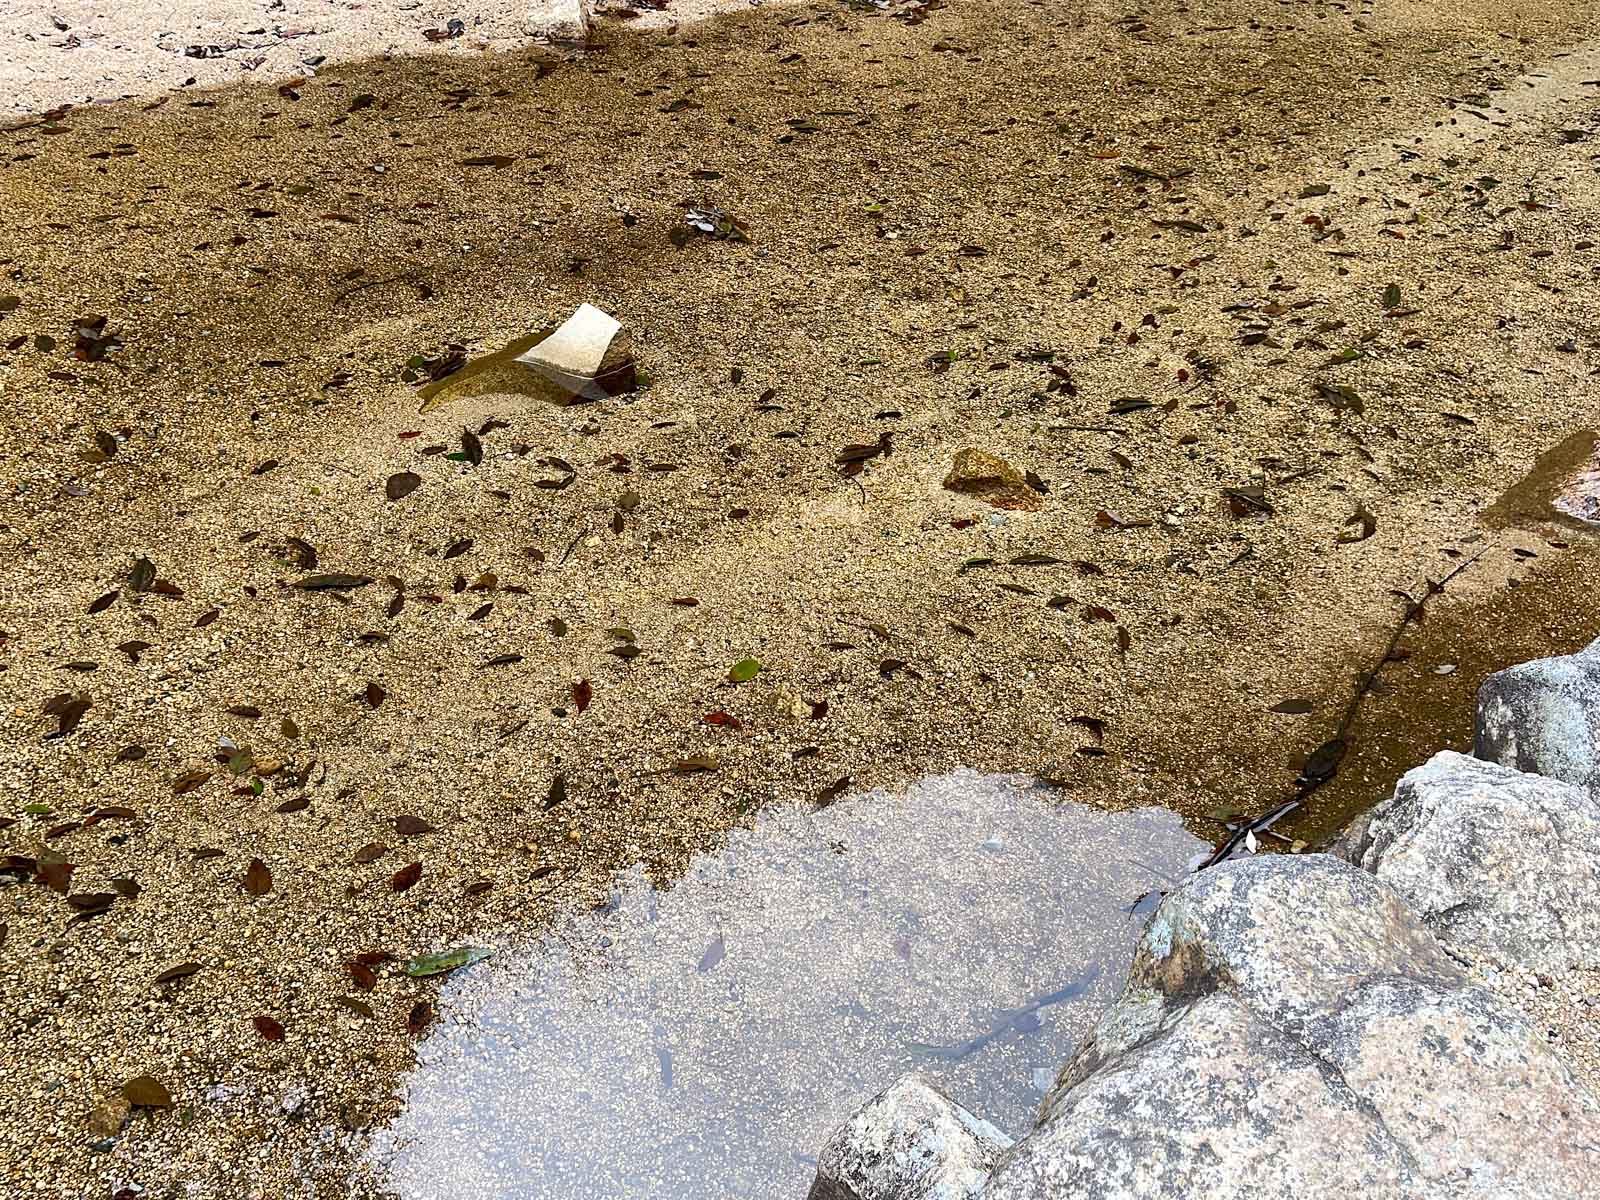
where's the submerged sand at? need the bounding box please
[3,0,1600,1194]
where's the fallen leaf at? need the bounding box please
[295,573,373,591]
[172,768,211,795]
[406,1000,434,1036]
[1298,737,1348,784]
[252,1015,286,1042]
[385,472,422,501]
[47,694,91,737]
[66,892,117,914]
[336,995,374,1018]
[544,773,567,811]
[403,945,493,977]
[243,858,272,895]
[1094,509,1153,530]
[36,861,73,893]
[391,862,422,891]
[817,776,851,807]
[727,658,762,683]
[116,640,152,663]
[122,1076,172,1109]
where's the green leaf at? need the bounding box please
[1381,283,1401,309]
[403,945,493,978]
[727,658,762,683]
[23,803,51,815]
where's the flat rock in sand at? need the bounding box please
[942,449,1041,512]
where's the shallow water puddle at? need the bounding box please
[368,771,1205,1199]
[1487,429,1600,530]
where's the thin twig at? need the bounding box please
[332,273,422,305]
[1198,542,1492,870]
[559,528,587,566]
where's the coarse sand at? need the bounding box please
[2,0,768,118]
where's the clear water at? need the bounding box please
[367,770,1206,1200]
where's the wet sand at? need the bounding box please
[3,0,1600,1194]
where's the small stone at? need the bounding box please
[87,1095,129,1137]
[811,1073,1011,1200]
[530,0,591,44]
[942,449,1042,512]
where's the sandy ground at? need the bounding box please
[1,0,759,118]
[3,0,1600,1195]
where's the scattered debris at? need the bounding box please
[672,204,752,246]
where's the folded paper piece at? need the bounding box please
[514,303,634,400]
[416,304,635,411]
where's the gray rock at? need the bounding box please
[1476,634,1600,793]
[1011,855,1600,1198]
[1344,750,1600,972]
[809,1074,1011,1200]
[1315,976,1600,1196]
[985,992,1419,1200]
[816,856,1600,1200]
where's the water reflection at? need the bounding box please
[368,770,1206,1200]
